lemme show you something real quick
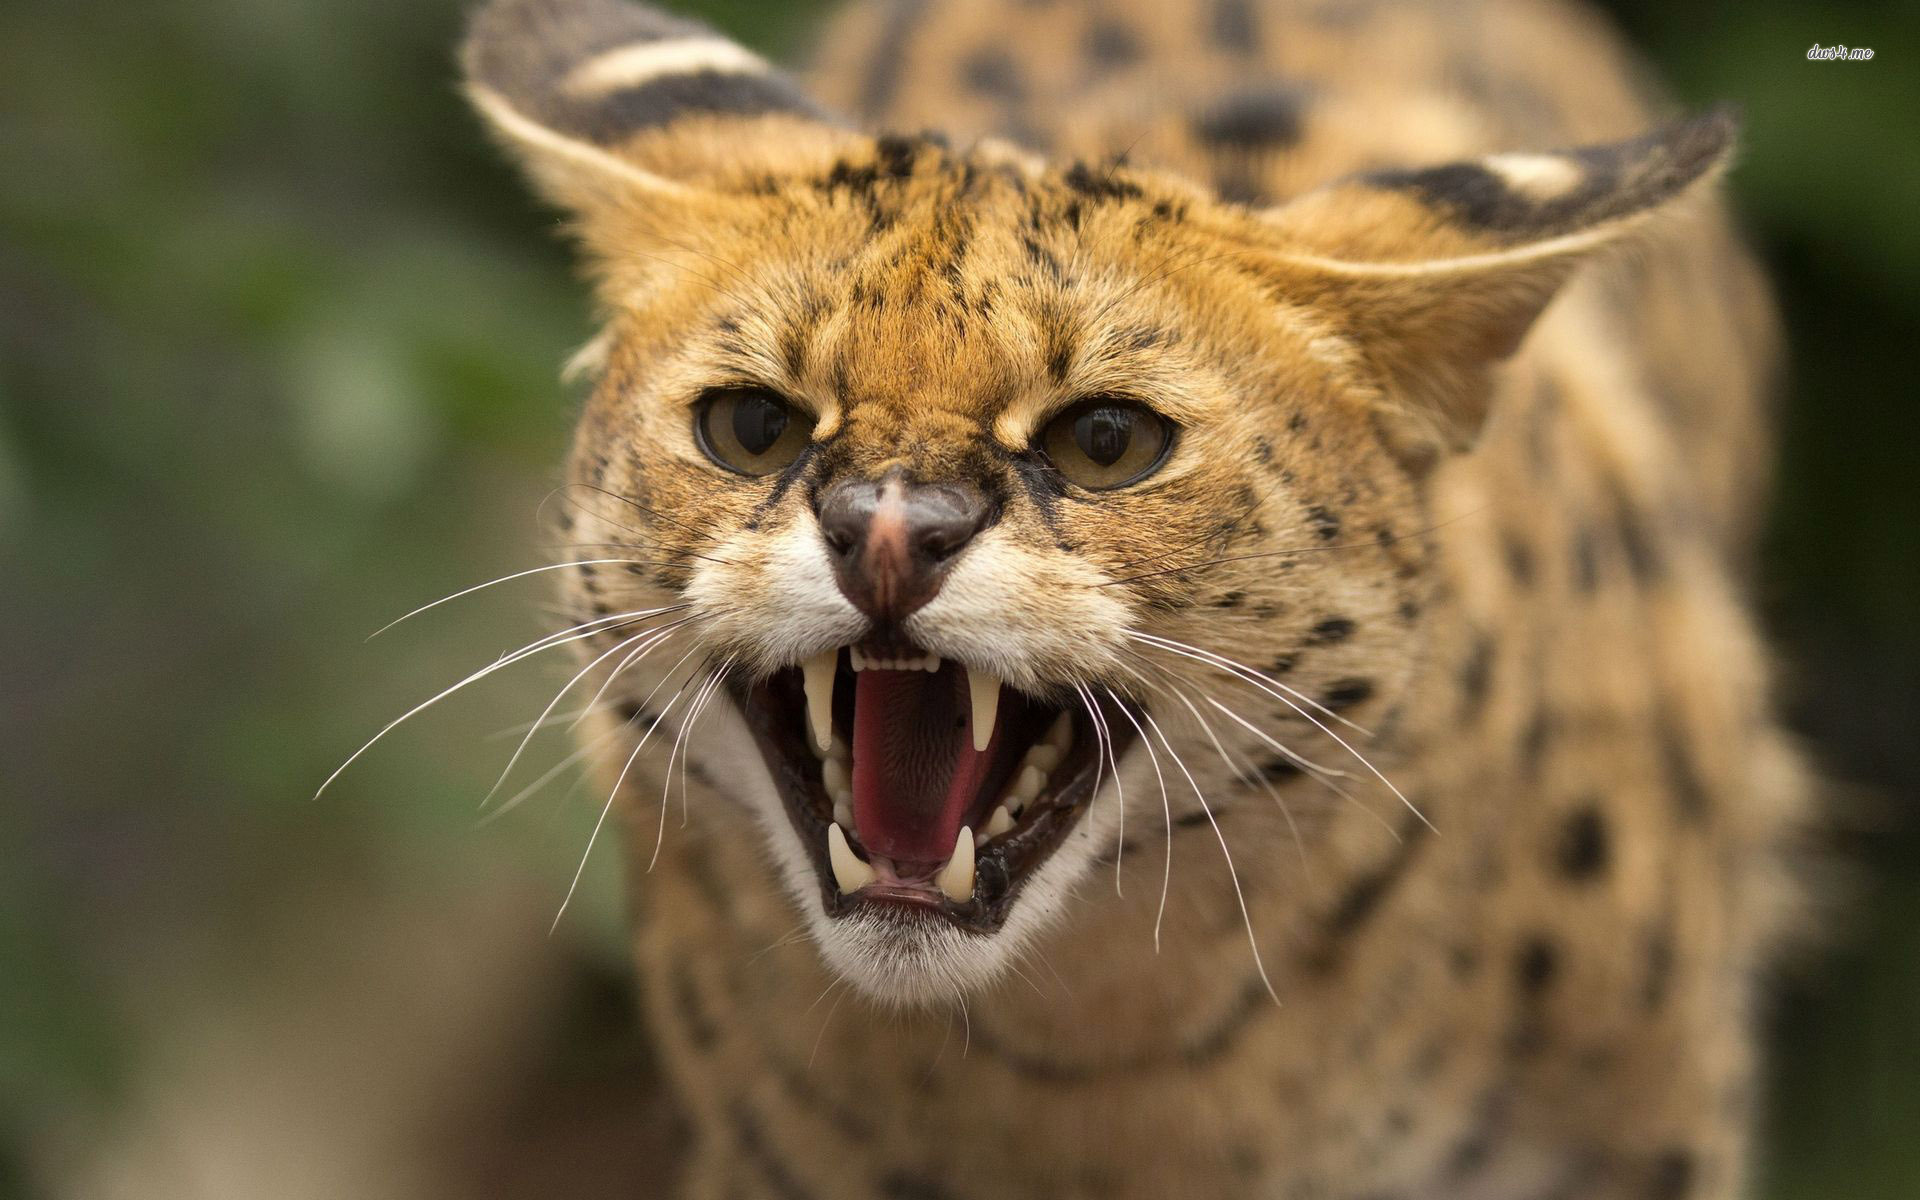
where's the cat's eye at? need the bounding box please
[694,387,815,476]
[1039,399,1174,490]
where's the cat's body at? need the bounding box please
[459,0,1807,1195]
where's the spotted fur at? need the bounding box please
[463,0,1806,1195]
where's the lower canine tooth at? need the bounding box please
[802,651,838,753]
[936,826,976,902]
[967,669,1002,752]
[983,805,1015,839]
[827,822,875,894]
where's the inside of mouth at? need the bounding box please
[831,651,1060,869]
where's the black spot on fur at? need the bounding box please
[1209,0,1258,51]
[727,1102,817,1200]
[1323,678,1374,711]
[1642,926,1674,1011]
[874,134,919,178]
[671,962,718,1050]
[1304,504,1341,541]
[1216,591,1246,609]
[1519,709,1552,778]
[1192,86,1309,149]
[1302,816,1431,973]
[1572,524,1601,592]
[1267,654,1296,676]
[1515,936,1559,994]
[879,1171,959,1200]
[1458,632,1494,719]
[1502,532,1536,587]
[1647,1149,1696,1200]
[1063,160,1144,202]
[960,46,1026,100]
[1307,617,1355,645]
[1657,711,1711,820]
[1614,492,1663,582]
[1083,20,1143,66]
[1555,805,1611,880]
[1258,756,1304,782]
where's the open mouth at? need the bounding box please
[732,642,1135,934]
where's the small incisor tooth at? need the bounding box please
[982,805,1015,839]
[802,650,837,753]
[936,826,975,902]
[967,669,1001,752]
[823,757,851,796]
[827,822,875,894]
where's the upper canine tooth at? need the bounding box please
[967,669,1001,753]
[936,826,975,902]
[802,651,838,753]
[1026,744,1061,772]
[827,822,875,894]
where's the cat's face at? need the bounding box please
[557,151,1432,1001]
[464,0,1731,1004]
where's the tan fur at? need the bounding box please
[461,0,1808,1195]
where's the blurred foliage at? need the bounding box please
[1,0,1914,1196]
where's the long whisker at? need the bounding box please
[553,662,705,930]
[1136,704,1280,1006]
[1104,686,1173,952]
[479,720,625,827]
[1129,630,1365,734]
[571,615,702,729]
[1074,682,1125,896]
[364,561,663,639]
[315,608,671,801]
[1162,684,1311,879]
[1129,632,1433,834]
[651,662,731,870]
[484,613,693,805]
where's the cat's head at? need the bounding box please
[464,0,1733,1005]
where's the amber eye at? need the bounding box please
[1039,399,1174,490]
[694,387,815,476]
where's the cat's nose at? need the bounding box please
[815,473,992,622]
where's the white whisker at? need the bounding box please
[1104,687,1173,952]
[1136,705,1280,1007]
[365,560,658,639]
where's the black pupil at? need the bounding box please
[1073,406,1133,467]
[730,393,788,456]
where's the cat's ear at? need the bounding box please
[462,0,854,221]
[1256,109,1738,460]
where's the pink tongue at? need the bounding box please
[851,666,996,863]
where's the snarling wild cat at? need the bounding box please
[455,0,1808,1194]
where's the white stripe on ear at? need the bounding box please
[466,83,694,197]
[563,37,769,96]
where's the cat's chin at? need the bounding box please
[728,642,1136,969]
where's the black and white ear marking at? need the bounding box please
[463,0,840,191]
[1357,106,1739,240]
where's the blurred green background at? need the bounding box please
[1,0,1913,1195]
